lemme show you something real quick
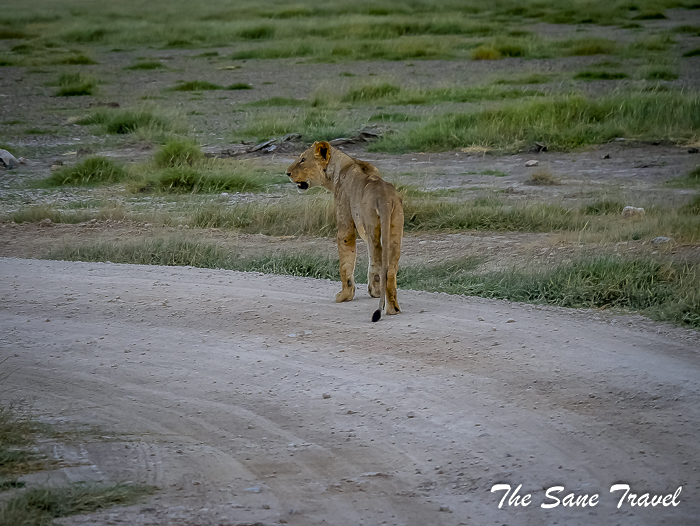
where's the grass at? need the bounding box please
[238,108,359,143]
[0,482,154,526]
[683,48,700,57]
[75,108,181,136]
[584,200,625,215]
[310,81,545,109]
[398,256,700,328]
[140,165,270,194]
[228,82,253,90]
[41,157,128,186]
[54,72,96,96]
[171,80,224,91]
[125,60,163,70]
[170,81,252,91]
[59,54,97,65]
[640,67,679,81]
[153,138,204,168]
[247,97,307,107]
[495,73,553,85]
[668,166,700,188]
[371,90,700,153]
[0,403,45,477]
[368,112,419,123]
[1,1,693,52]
[526,170,561,185]
[574,70,628,81]
[44,239,700,328]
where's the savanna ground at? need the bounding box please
[1,1,700,525]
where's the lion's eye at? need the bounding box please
[300,158,305,163]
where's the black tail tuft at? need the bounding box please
[371,309,381,323]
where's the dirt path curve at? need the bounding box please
[1,257,698,526]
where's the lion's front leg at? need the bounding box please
[335,227,356,303]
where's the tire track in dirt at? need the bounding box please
[1,257,698,525]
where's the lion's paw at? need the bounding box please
[335,288,355,303]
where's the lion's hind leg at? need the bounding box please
[366,221,382,298]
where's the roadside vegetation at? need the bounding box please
[0,401,154,526]
[45,238,700,328]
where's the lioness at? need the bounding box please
[286,141,403,322]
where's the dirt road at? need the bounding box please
[1,257,698,525]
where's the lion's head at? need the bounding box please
[286,141,332,193]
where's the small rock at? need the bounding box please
[439,505,452,512]
[39,218,53,227]
[651,236,672,244]
[322,393,331,399]
[506,318,515,323]
[245,486,262,493]
[621,206,645,218]
[688,147,699,154]
[602,153,611,159]
[0,149,19,170]
[525,160,539,167]
[406,411,416,418]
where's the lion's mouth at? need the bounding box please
[297,182,309,190]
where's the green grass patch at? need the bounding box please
[495,73,553,85]
[227,82,253,90]
[76,108,179,136]
[41,157,128,186]
[59,54,97,65]
[171,80,223,91]
[368,112,419,123]
[0,403,45,477]
[399,256,700,328]
[238,108,359,143]
[574,70,628,81]
[371,90,700,153]
[315,81,544,107]
[681,194,700,214]
[44,240,700,328]
[125,60,163,70]
[0,29,29,39]
[668,165,700,188]
[584,200,625,215]
[55,72,96,96]
[526,170,561,185]
[0,482,155,526]
[153,138,204,168]
[638,65,679,81]
[247,97,306,107]
[144,166,268,194]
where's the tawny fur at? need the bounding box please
[286,141,403,321]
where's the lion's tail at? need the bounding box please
[372,200,393,323]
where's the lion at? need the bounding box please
[286,141,403,322]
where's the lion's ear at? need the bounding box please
[315,141,331,163]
